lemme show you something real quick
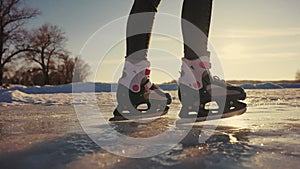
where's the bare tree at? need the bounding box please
[8,55,91,85]
[26,23,67,85]
[2,61,15,84]
[54,55,91,84]
[296,70,300,80]
[73,57,90,82]
[58,54,75,84]
[0,0,40,85]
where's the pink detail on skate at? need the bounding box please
[199,62,211,69]
[132,85,140,92]
[145,69,151,75]
[193,81,201,88]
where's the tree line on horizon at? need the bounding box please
[296,70,300,81]
[0,0,90,86]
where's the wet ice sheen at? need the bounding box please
[0,89,299,169]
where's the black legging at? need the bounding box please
[126,0,213,62]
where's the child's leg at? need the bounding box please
[126,0,161,63]
[181,0,213,60]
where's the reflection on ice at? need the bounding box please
[0,89,299,168]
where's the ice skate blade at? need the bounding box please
[109,106,169,122]
[177,103,247,124]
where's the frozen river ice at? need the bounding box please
[0,89,299,169]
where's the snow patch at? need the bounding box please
[0,90,36,104]
[0,82,300,105]
[240,83,300,89]
[0,90,74,105]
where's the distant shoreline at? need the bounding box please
[162,80,300,85]
[1,81,300,98]
[226,80,300,85]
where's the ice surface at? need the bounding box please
[0,88,300,169]
[0,82,300,169]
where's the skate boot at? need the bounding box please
[109,59,172,121]
[178,56,246,121]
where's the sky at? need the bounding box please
[26,0,300,83]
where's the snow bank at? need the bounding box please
[240,83,283,89]
[161,83,300,90]
[2,90,31,103]
[0,90,45,104]
[0,90,72,105]
[0,82,300,105]
[240,83,300,89]
[1,82,300,95]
